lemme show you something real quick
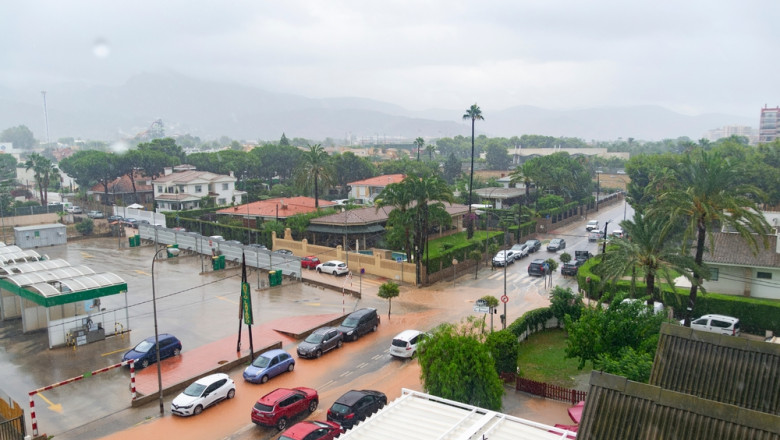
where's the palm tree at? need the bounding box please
[414,137,425,162]
[25,153,59,206]
[295,144,333,208]
[462,104,484,239]
[408,173,454,284]
[375,181,415,262]
[598,212,699,304]
[651,148,771,325]
[509,161,535,207]
[425,143,436,161]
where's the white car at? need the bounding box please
[684,314,741,337]
[491,250,515,267]
[390,330,426,359]
[585,220,599,231]
[171,373,236,416]
[316,260,349,275]
[66,205,83,214]
[510,244,529,260]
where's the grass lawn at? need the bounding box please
[517,328,591,389]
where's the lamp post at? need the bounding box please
[602,220,610,255]
[595,171,601,212]
[151,245,180,416]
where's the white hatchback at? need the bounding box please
[316,260,349,276]
[171,373,236,416]
[390,330,425,359]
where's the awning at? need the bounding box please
[307,224,385,235]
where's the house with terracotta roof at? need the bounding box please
[348,174,405,205]
[152,167,245,212]
[87,172,154,206]
[216,197,336,227]
[577,323,780,439]
[701,231,780,300]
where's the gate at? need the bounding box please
[0,389,25,440]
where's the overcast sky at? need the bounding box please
[2,1,777,118]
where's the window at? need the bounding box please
[218,198,226,205]
[222,183,229,190]
[709,268,719,281]
[158,185,163,192]
[757,272,772,280]
[195,185,202,193]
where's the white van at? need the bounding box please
[685,314,741,336]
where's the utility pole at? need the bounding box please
[602,220,610,254]
[41,91,50,146]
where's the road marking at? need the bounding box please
[321,380,334,389]
[37,392,62,413]
[356,362,368,369]
[303,302,321,306]
[81,252,94,259]
[216,296,238,305]
[135,270,150,276]
[339,371,353,378]
[371,354,383,360]
[102,347,130,357]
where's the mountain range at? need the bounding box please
[0,72,757,144]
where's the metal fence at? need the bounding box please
[0,415,24,440]
[137,224,302,279]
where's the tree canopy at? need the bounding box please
[0,125,36,149]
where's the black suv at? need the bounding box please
[327,389,387,430]
[524,239,542,253]
[337,308,379,341]
[527,259,548,277]
[561,261,582,276]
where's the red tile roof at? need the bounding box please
[217,197,336,218]
[348,174,405,187]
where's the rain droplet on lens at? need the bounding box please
[93,38,110,58]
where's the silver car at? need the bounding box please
[297,327,344,359]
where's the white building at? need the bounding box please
[152,166,245,212]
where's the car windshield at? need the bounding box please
[341,317,359,328]
[329,402,351,415]
[305,333,325,343]
[525,241,536,246]
[251,355,271,368]
[134,340,154,353]
[183,382,206,397]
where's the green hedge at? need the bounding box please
[577,258,780,335]
[507,307,555,338]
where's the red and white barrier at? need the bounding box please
[28,359,136,437]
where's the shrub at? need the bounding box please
[75,218,94,235]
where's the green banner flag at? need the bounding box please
[241,281,253,325]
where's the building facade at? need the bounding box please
[152,167,245,212]
[759,106,779,143]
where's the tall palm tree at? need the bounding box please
[295,144,333,208]
[463,104,484,239]
[509,161,535,207]
[598,212,699,304]
[651,148,771,325]
[25,153,59,206]
[425,143,436,161]
[414,137,425,162]
[375,182,415,262]
[408,173,454,284]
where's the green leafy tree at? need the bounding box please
[332,152,376,193]
[59,150,121,201]
[377,281,400,318]
[559,252,572,264]
[596,346,654,383]
[418,322,504,410]
[75,218,95,235]
[138,138,186,163]
[469,249,482,279]
[544,258,558,273]
[25,153,59,205]
[295,144,333,208]
[462,104,484,239]
[549,286,583,325]
[0,154,17,181]
[442,153,462,184]
[485,330,519,375]
[0,125,36,149]
[279,133,290,146]
[650,148,771,325]
[484,142,511,170]
[375,180,415,261]
[518,152,591,202]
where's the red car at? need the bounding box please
[301,256,321,270]
[279,420,344,440]
[251,387,319,431]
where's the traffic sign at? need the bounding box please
[500,295,509,303]
[473,305,491,313]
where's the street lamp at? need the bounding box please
[151,245,180,416]
[595,171,601,212]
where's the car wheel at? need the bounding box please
[261,375,269,384]
[288,362,295,372]
[173,348,181,356]
[372,324,377,332]
[227,388,235,399]
[411,350,417,359]
[141,359,149,368]
[276,417,288,431]
[352,334,358,342]
[337,340,343,349]
[193,405,203,416]
[308,399,318,413]
[315,349,322,358]
[317,268,322,273]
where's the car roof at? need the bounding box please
[312,326,336,335]
[347,308,376,318]
[283,421,328,436]
[143,333,176,342]
[698,314,739,322]
[325,260,345,264]
[335,390,376,406]
[258,348,288,358]
[194,373,229,385]
[259,387,298,404]
[530,259,546,264]
[393,330,422,341]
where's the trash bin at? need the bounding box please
[269,270,281,287]
[128,235,140,247]
[167,243,179,258]
[218,254,225,270]
[212,256,220,271]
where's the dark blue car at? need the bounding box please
[122,333,182,368]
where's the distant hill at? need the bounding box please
[0,72,756,143]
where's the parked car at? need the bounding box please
[560,261,581,276]
[301,256,321,270]
[136,219,150,228]
[524,239,542,253]
[67,205,83,214]
[491,250,515,267]
[123,218,138,228]
[107,215,124,223]
[316,260,349,276]
[612,228,625,239]
[297,327,344,359]
[224,239,243,245]
[527,259,548,277]
[389,330,425,359]
[510,243,529,260]
[87,210,105,219]
[243,348,295,383]
[170,373,235,416]
[588,230,602,242]
[274,249,294,255]
[621,298,665,315]
[684,314,741,336]
[248,243,267,250]
[574,250,593,264]
[279,421,344,440]
[122,333,182,368]
[251,387,319,431]
[327,389,387,430]
[585,220,599,231]
[547,238,566,252]
[337,308,379,341]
